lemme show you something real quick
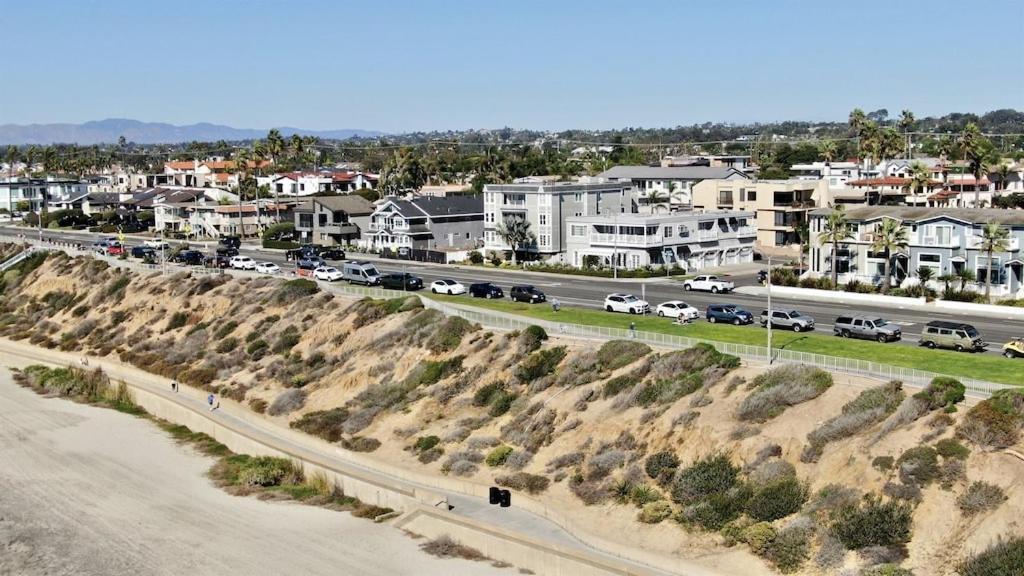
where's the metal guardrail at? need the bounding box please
[0,247,32,272]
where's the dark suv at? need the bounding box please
[705,304,754,325]
[131,246,156,259]
[469,282,504,299]
[219,236,241,249]
[380,273,423,290]
[510,285,545,303]
[320,248,346,260]
[205,253,231,269]
[173,250,205,265]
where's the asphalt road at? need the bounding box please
[5,227,1023,356]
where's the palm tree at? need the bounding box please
[848,108,867,133]
[906,161,932,204]
[818,206,854,288]
[290,134,305,162]
[954,267,976,293]
[794,220,810,275]
[898,110,915,158]
[818,140,837,164]
[978,222,1011,300]
[993,164,1011,192]
[266,129,286,165]
[495,216,535,266]
[870,218,909,293]
[233,148,251,237]
[937,273,955,294]
[959,123,987,207]
[648,182,675,213]
[916,266,934,286]
[5,145,19,176]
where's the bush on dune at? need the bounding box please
[737,365,832,422]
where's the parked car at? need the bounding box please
[341,261,381,285]
[431,279,466,295]
[833,316,902,342]
[655,300,699,320]
[204,254,231,269]
[682,275,735,293]
[173,250,205,266]
[604,293,651,314]
[216,247,239,258]
[380,272,423,290]
[255,262,281,275]
[320,248,346,260]
[469,282,504,299]
[919,320,986,352]
[1002,338,1024,358]
[313,266,344,282]
[705,304,754,325]
[130,246,156,259]
[143,239,170,250]
[297,255,325,269]
[760,309,815,332]
[219,236,241,249]
[229,255,257,270]
[510,285,546,303]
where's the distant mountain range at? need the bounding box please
[0,119,383,145]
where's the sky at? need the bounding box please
[2,0,1022,133]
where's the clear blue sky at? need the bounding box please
[3,0,1022,132]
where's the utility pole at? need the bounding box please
[766,253,773,365]
[613,209,619,280]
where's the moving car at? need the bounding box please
[216,247,239,258]
[143,239,170,250]
[130,246,156,259]
[431,279,466,295]
[919,320,985,352]
[320,248,346,260]
[604,293,651,314]
[682,275,734,293]
[341,261,381,285]
[172,250,205,266]
[510,285,546,303]
[229,255,257,270]
[1002,338,1024,359]
[833,316,901,342]
[219,236,241,249]
[313,266,344,282]
[655,300,699,320]
[255,262,281,275]
[705,304,754,325]
[380,272,423,290]
[469,282,504,299]
[760,309,815,332]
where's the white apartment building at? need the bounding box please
[0,177,88,213]
[597,165,748,209]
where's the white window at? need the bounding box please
[539,214,547,225]
[917,253,941,275]
[539,234,550,247]
[663,226,673,238]
[570,225,587,237]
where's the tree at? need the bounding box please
[819,206,854,288]
[848,108,867,134]
[818,140,837,164]
[955,267,976,293]
[916,265,934,286]
[266,129,286,164]
[870,217,909,293]
[993,164,1012,191]
[906,161,932,203]
[5,145,18,176]
[978,223,1010,300]
[495,216,535,266]
[649,182,674,213]
[959,123,988,207]
[233,148,252,236]
[898,110,916,158]
[794,220,810,274]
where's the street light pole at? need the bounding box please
[613,209,619,280]
[766,254,773,365]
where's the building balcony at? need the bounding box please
[735,225,756,237]
[916,235,961,248]
[697,229,719,241]
[966,235,1019,251]
[590,233,659,247]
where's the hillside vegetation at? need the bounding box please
[1,251,1022,576]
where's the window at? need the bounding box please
[977,257,1005,284]
[539,214,547,225]
[918,253,941,275]
[299,214,313,228]
[539,234,550,246]
[663,226,673,238]
[318,214,327,226]
[570,225,587,237]
[747,191,756,202]
[718,190,733,205]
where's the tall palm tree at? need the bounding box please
[898,110,915,158]
[818,206,853,288]
[870,218,909,293]
[818,140,837,164]
[959,123,987,207]
[265,129,285,165]
[993,164,1011,192]
[848,108,867,133]
[954,267,976,293]
[794,220,810,274]
[495,216,535,266]
[978,222,1010,300]
[5,145,19,176]
[906,161,932,204]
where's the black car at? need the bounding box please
[705,304,754,325]
[380,273,423,290]
[469,282,504,299]
[204,254,231,269]
[219,236,241,249]
[510,285,545,303]
[216,246,239,258]
[173,250,205,265]
[131,246,156,259]
[320,248,346,260]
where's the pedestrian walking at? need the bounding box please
[551,298,561,313]
[629,321,636,338]
[208,394,215,410]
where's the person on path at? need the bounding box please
[629,321,636,338]
[551,298,561,313]
[208,394,215,410]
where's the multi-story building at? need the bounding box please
[808,206,1024,298]
[365,195,483,251]
[564,210,757,271]
[790,161,864,203]
[597,165,748,208]
[0,177,88,213]
[661,155,755,175]
[482,182,634,261]
[293,195,375,246]
[691,178,828,251]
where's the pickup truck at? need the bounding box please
[682,275,734,293]
[834,316,901,342]
[144,239,170,249]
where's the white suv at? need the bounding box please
[229,255,256,270]
[313,266,343,282]
[604,293,650,314]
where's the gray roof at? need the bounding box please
[312,194,374,215]
[88,192,120,205]
[597,165,749,181]
[811,206,1024,226]
[382,195,483,219]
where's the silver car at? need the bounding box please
[760,309,815,332]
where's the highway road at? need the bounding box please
[5,226,1024,356]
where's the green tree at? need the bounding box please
[959,123,989,207]
[819,206,854,288]
[818,140,837,164]
[955,267,976,293]
[993,164,1012,191]
[916,265,934,286]
[898,110,916,158]
[978,223,1011,300]
[906,161,933,203]
[794,220,810,274]
[871,218,909,293]
[848,108,867,133]
[495,216,535,266]
[265,129,286,164]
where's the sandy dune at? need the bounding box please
[0,369,504,576]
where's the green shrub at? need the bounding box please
[802,381,904,462]
[872,455,895,472]
[746,477,808,522]
[106,275,131,297]
[830,495,913,550]
[861,565,913,576]
[248,398,268,413]
[602,371,641,398]
[273,278,319,304]
[165,311,188,332]
[638,501,673,524]
[737,365,833,422]
[671,454,739,504]
[677,485,751,530]
[485,445,513,467]
[234,456,300,487]
[629,484,663,507]
[427,316,475,354]
[896,445,939,486]
[272,325,301,353]
[935,438,970,460]
[741,521,778,555]
[290,408,349,442]
[958,392,1023,448]
[645,451,681,481]
[473,381,506,406]
[520,325,548,352]
[405,357,464,388]
[495,472,550,494]
[178,366,216,387]
[596,340,651,370]
[246,339,269,359]
[216,337,239,354]
[214,320,238,339]
[766,524,812,574]
[957,537,1024,576]
[914,376,966,410]
[413,435,441,452]
[956,481,1007,516]
[515,346,566,382]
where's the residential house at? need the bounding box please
[564,210,756,271]
[482,182,634,262]
[661,154,755,174]
[808,206,1024,298]
[49,192,121,215]
[164,159,273,188]
[790,161,865,204]
[366,195,483,251]
[293,195,375,246]
[691,178,828,252]
[597,165,749,209]
[0,177,88,213]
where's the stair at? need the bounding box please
[0,248,32,272]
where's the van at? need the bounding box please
[341,261,381,285]
[919,320,985,352]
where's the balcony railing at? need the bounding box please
[697,229,719,241]
[735,225,756,237]
[966,235,1019,251]
[590,233,657,247]
[918,235,961,248]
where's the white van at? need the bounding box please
[341,261,381,285]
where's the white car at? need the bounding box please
[431,279,466,295]
[255,262,281,275]
[229,255,256,270]
[313,266,344,282]
[682,275,735,293]
[604,293,651,314]
[656,300,700,320]
[144,239,170,250]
